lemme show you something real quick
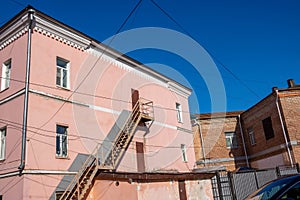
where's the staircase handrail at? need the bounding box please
[59,143,100,199]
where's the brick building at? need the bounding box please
[193,79,300,171]
[193,111,247,171]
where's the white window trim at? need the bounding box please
[1,59,11,91]
[56,57,70,89]
[0,127,6,160]
[225,132,238,149]
[176,103,183,123]
[181,144,188,162]
[248,128,256,145]
[56,125,68,158]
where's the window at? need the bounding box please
[262,117,274,140]
[225,132,238,149]
[56,57,69,89]
[56,125,68,158]
[55,191,64,200]
[176,103,183,123]
[0,128,6,160]
[248,127,256,145]
[1,59,11,91]
[181,144,187,162]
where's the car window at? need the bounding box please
[247,176,297,200]
[280,182,300,200]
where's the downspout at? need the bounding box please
[193,120,206,167]
[238,115,249,167]
[275,90,294,166]
[19,9,35,172]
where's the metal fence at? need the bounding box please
[211,164,300,200]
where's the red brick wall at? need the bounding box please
[241,92,291,168]
[278,90,300,165]
[194,115,247,171]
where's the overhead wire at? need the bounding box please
[0,116,231,156]
[35,0,144,131]
[149,0,261,99]
[0,75,193,114]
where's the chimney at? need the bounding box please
[272,87,278,92]
[287,79,295,88]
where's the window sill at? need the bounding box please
[56,156,70,160]
[0,87,9,93]
[56,85,70,91]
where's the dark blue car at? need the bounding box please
[246,174,300,200]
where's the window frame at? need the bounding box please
[56,125,68,158]
[225,131,238,149]
[176,103,183,123]
[56,57,70,89]
[1,59,11,91]
[0,127,6,161]
[181,144,188,162]
[262,117,275,140]
[248,127,256,145]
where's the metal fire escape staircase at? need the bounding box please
[59,98,154,200]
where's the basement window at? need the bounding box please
[262,117,275,140]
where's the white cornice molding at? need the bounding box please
[33,15,91,51]
[87,48,167,87]
[168,82,191,98]
[0,13,29,51]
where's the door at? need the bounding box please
[178,180,187,200]
[136,142,145,172]
[131,89,139,109]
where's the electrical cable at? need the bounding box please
[35,0,144,132]
[150,0,261,99]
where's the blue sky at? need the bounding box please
[1,0,300,114]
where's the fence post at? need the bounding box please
[276,166,281,177]
[216,171,224,200]
[227,171,236,200]
[296,163,300,173]
[253,171,259,189]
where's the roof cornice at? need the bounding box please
[0,6,192,98]
[33,15,91,51]
[0,12,29,51]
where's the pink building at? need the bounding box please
[0,6,213,199]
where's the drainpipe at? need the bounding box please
[275,90,294,166]
[19,9,35,172]
[238,115,249,167]
[192,120,206,167]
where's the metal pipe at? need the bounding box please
[19,9,35,172]
[238,115,249,167]
[192,119,206,167]
[275,90,294,166]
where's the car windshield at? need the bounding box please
[248,176,297,200]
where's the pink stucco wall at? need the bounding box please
[88,179,213,200]
[0,33,27,199]
[0,16,199,199]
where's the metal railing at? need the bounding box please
[59,98,154,199]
